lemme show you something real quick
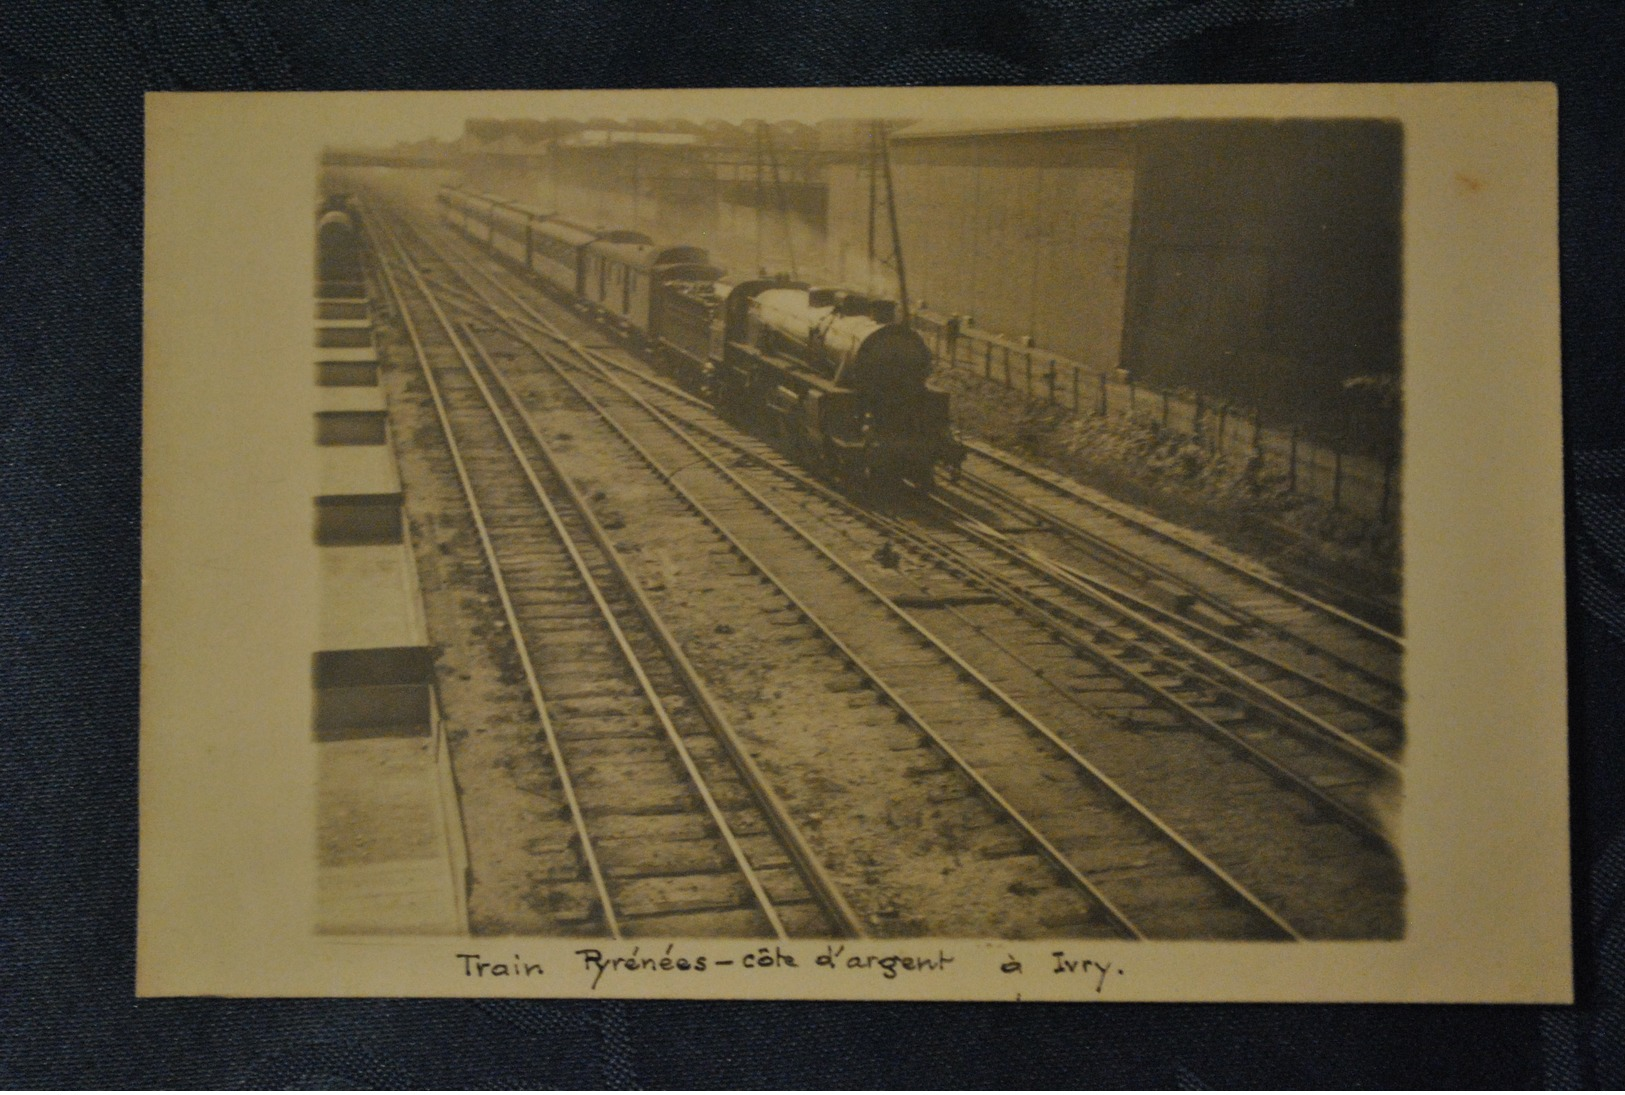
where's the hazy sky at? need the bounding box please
[312,95,521,147]
[262,87,1175,149]
[300,91,822,148]
[273,85,1381,149]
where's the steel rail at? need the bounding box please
[946,468,1404,697]
[456,322,865,939]
[390,209,869,938]
[552,372,1401,846]
[446,315,792,940]
[844,501,1398,849]
[422,228,1305,942]
[400,223,1166,939]
[415,233,1392,684]
[440,272,1402,755]
[368,212,622,937]
[547,333,1306,940]
[380,212,861,940]
[959,442,1405,650]
[925,492,1404,776]
[413,224,1398,843]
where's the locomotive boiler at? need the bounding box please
[714,282,963,491]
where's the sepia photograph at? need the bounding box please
[140,85,1567,1001]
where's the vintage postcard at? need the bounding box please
[138,85,1568,1001]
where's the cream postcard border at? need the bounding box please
[138,84,1568,1002]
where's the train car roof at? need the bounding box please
[663,263,727,284]
[585,240,712,272]
[531,218,599,249]
[545,216,652,246]
[599,229,655,245]
[583,239,649,265]
[650,244,711,265]
[490,200,553,221]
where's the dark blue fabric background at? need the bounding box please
[2,0,1621,1087]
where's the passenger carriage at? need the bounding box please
[527,217,600,297]
[487,200,552,268]
[583,240,722,336]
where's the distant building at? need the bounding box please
[560,129,700,148]
[833,119,1401,436]
[454,116,1401,440]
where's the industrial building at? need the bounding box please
[453,116,1402,446]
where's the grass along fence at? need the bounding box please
[912,312,1399,525]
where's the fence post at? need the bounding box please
[1289,426,1299,493]
[1216,403,1227,453]
[1252,408,1263,456]
[1332,448,1343,510]
[984,340,992,380]
[1098,373,1108,417]
[1070,366,1079,413]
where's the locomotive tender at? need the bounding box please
[437,184,963,490]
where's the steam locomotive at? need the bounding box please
[437,186,964,491]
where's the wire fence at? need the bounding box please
[913,312,1400,524]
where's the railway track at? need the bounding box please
[374,217,863,939]
[380,204,1404,938]
[950,445,1405,684]
[912,493,1404,763]
[419,220,1406,815]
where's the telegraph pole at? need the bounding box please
[764,124,798,280]
[875,120,910,325]
[754,121,766,272]
[866,125,878,293]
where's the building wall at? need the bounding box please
[461,119,1401,445]
[1122,119,1402,439]
[832,120,1400,444]
[826,131,1136,375]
